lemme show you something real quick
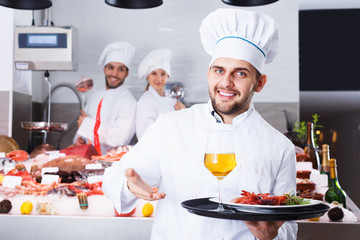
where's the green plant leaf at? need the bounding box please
[293,113,323,147]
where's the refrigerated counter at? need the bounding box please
[0,214,359,240]
[1,195,359,240]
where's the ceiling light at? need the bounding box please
[222,0,278,7]
[105,0,163,9]
[0,0,52,10]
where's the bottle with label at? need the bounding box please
[320,144,330,181]
[325,159,346,208]
[305,122,320,171]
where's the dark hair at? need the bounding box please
[254,69,266,91]
[255,69,262,81]
[104,63,129,72]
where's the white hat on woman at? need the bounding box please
[98,42,135,68]
[199,8,279,73]
[138,49,172,80]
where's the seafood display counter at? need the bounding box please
[0,190,156,240]
[0,196,359,240]
[0,215,154,240]
[1,146,359,240]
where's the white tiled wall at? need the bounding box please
[0,92,10,135]
[0,7,14,136]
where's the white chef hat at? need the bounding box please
[138,49,172,80]
[199,8,279,74]
[98,42,135,69]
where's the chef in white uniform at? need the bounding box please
[74,42,137,155]
[136,49,186,140]
[103,9,297,240]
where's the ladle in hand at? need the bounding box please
[170,85,185,102]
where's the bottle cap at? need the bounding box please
[329,158,336,166]
[322,144,329,152]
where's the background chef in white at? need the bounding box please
[103,9,297,240]
[136,49,186,140]
[74,42,137,155]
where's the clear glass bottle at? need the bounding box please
[325,159,346,208]
[320,144,330,181]
[305,122,320,171]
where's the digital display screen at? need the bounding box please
[27,34,58,47]
[19,33,67,48]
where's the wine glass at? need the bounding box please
[204,127,237,211]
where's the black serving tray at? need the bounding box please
[181,197,330,221]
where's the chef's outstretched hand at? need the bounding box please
[244,221,284,240]
[125,168,166,201]
[174,102,186,111]
[77,109,88,127]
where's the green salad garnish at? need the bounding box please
[284,193,311,205]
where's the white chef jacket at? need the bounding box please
[136,86,177,140]
[75,85,136,154]
[102,101,297,240]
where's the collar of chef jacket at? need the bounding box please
[105,84,128,96]
[207,100,254,125]
[148,85,175,103]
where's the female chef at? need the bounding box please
[135,49,186,140]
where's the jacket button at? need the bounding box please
[185,232,191,239]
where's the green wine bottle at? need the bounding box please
[325,159,346,208]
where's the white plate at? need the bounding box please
[182,198,330,220]
[209,197,323,213]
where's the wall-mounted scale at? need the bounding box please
[14,24,79,145]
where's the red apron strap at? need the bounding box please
[94,97,103,155]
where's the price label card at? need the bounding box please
[41,174,59,184]
[311,173,328,187]
[2,176,22,188]
[296,162,313,171]
[0,152,5,158]
[87,175,103,184]
[41,167,59,176]
[46,150,60,155]
[46,151,66,161]
[85,163,102,170]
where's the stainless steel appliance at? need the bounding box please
[14,26,78,147]
[14,26,78,71]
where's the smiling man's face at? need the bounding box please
[207,57,267,123]
[103,62,129,90]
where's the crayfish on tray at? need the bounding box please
[230,190,288,206]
